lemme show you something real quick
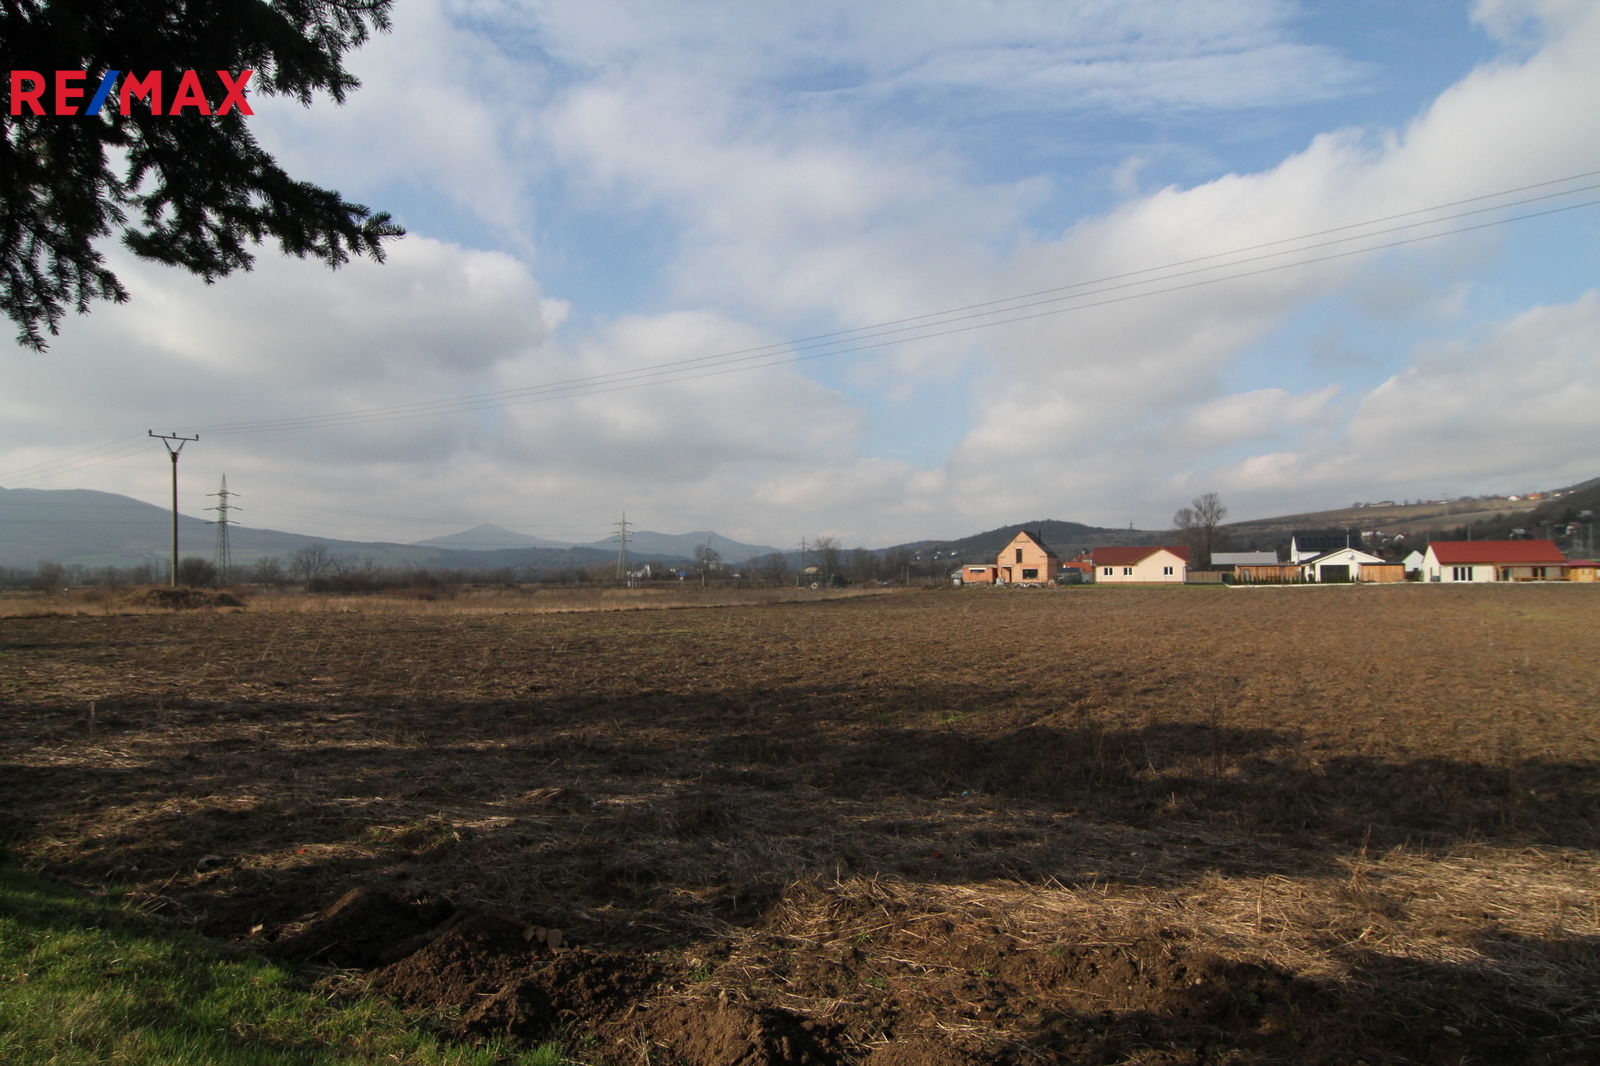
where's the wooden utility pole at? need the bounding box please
[149,431,198,586]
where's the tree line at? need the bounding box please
[3,537,954,594]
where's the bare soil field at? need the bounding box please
[2,584,1597,1064]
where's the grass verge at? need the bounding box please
[0,863,562,1066]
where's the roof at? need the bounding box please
[1003,529,1060,558]
[1303,547,1385,565]
[1291,530,1359,553]
[1092,545,1191,566]
[1212,551,1279,566]
[1426,539,1565,565]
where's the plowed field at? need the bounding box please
[3,584,1598,1064]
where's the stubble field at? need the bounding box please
[2,584,1597,1064]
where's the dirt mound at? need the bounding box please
[271,887,454,968]
[463,950,664,1043]
[861,1040,978,1066]
[131,587,246,609]
[613,1002,845,1066]
[356,902,663,1045]
[366,910,550,1005]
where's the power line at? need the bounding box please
[8,168,1600,478]
[182,172,1600,437]
[0,436,150,487]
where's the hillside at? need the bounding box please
[414,523,571,551]
[1223,481,1596,550]
[0,487,766,573]
[902,519,1163,563]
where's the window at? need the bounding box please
[1015,548,1023,563]
[1163,566,1173,575]
[1122,567,1133,576]
[1103,567,1113,576]
[1022,568,1038,580]
[1452,566,1474,581]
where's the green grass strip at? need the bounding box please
[0,864,563,1066]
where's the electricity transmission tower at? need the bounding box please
[148,431,198,586]
[615,512,633,585]
[207,475,241,583]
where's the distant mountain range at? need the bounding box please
[2,479,1591,572]
[0,487,786,570]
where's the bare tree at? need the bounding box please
[289,542,333,589]
[694,542,722,586]
[251,556,287,588]
[754,552,791,586]
[1174,492,1229,570]
[812,536,841,581]
[35,561,66,595]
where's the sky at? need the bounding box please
[5,0,1600,549]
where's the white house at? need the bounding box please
[1091,545,1190,584]
[1300,546,1385,583]
[1420,540,1565,582]
[1290,531,1358,563]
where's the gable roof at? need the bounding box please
[1092,545,1190,566]
[1427,539,1565,565]
[1291,530,1359,553]
[1304,547,1385,565]
[1005,529,1059,559]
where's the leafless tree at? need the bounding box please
[1174,492,1229,570]
[694,542,722,586]
[811,536,841,580]
[290,542,333,589]
[754,552,790,586]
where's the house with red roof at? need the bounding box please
[1419,540,1566,583]
[1092,545,1190,584]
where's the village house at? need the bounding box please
[1289,530,1360,563]
[1419,540,1566,582]
[1299,546,1393,583]
[960,529,1060,585]
[1092,545,1189,584]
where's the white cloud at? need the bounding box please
[8,2,1600,549]
[1171,386,1340,449]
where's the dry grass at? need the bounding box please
[0,583,891,618]
[2,583,1597,1063]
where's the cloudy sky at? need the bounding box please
[5,0,1599,549]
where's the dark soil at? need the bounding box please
[3,586,1598,1064]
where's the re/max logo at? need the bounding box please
[8,70,254,116]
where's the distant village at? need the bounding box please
[953,527,1596,587]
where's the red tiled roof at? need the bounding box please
[1091,545,1191,565]
[1427,540,1565,565]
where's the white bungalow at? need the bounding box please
[1091,545,1190,584]
[1300,546,1385,583]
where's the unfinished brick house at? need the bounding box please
[961,529,1060,585]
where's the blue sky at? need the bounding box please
[4,0,1599,548]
